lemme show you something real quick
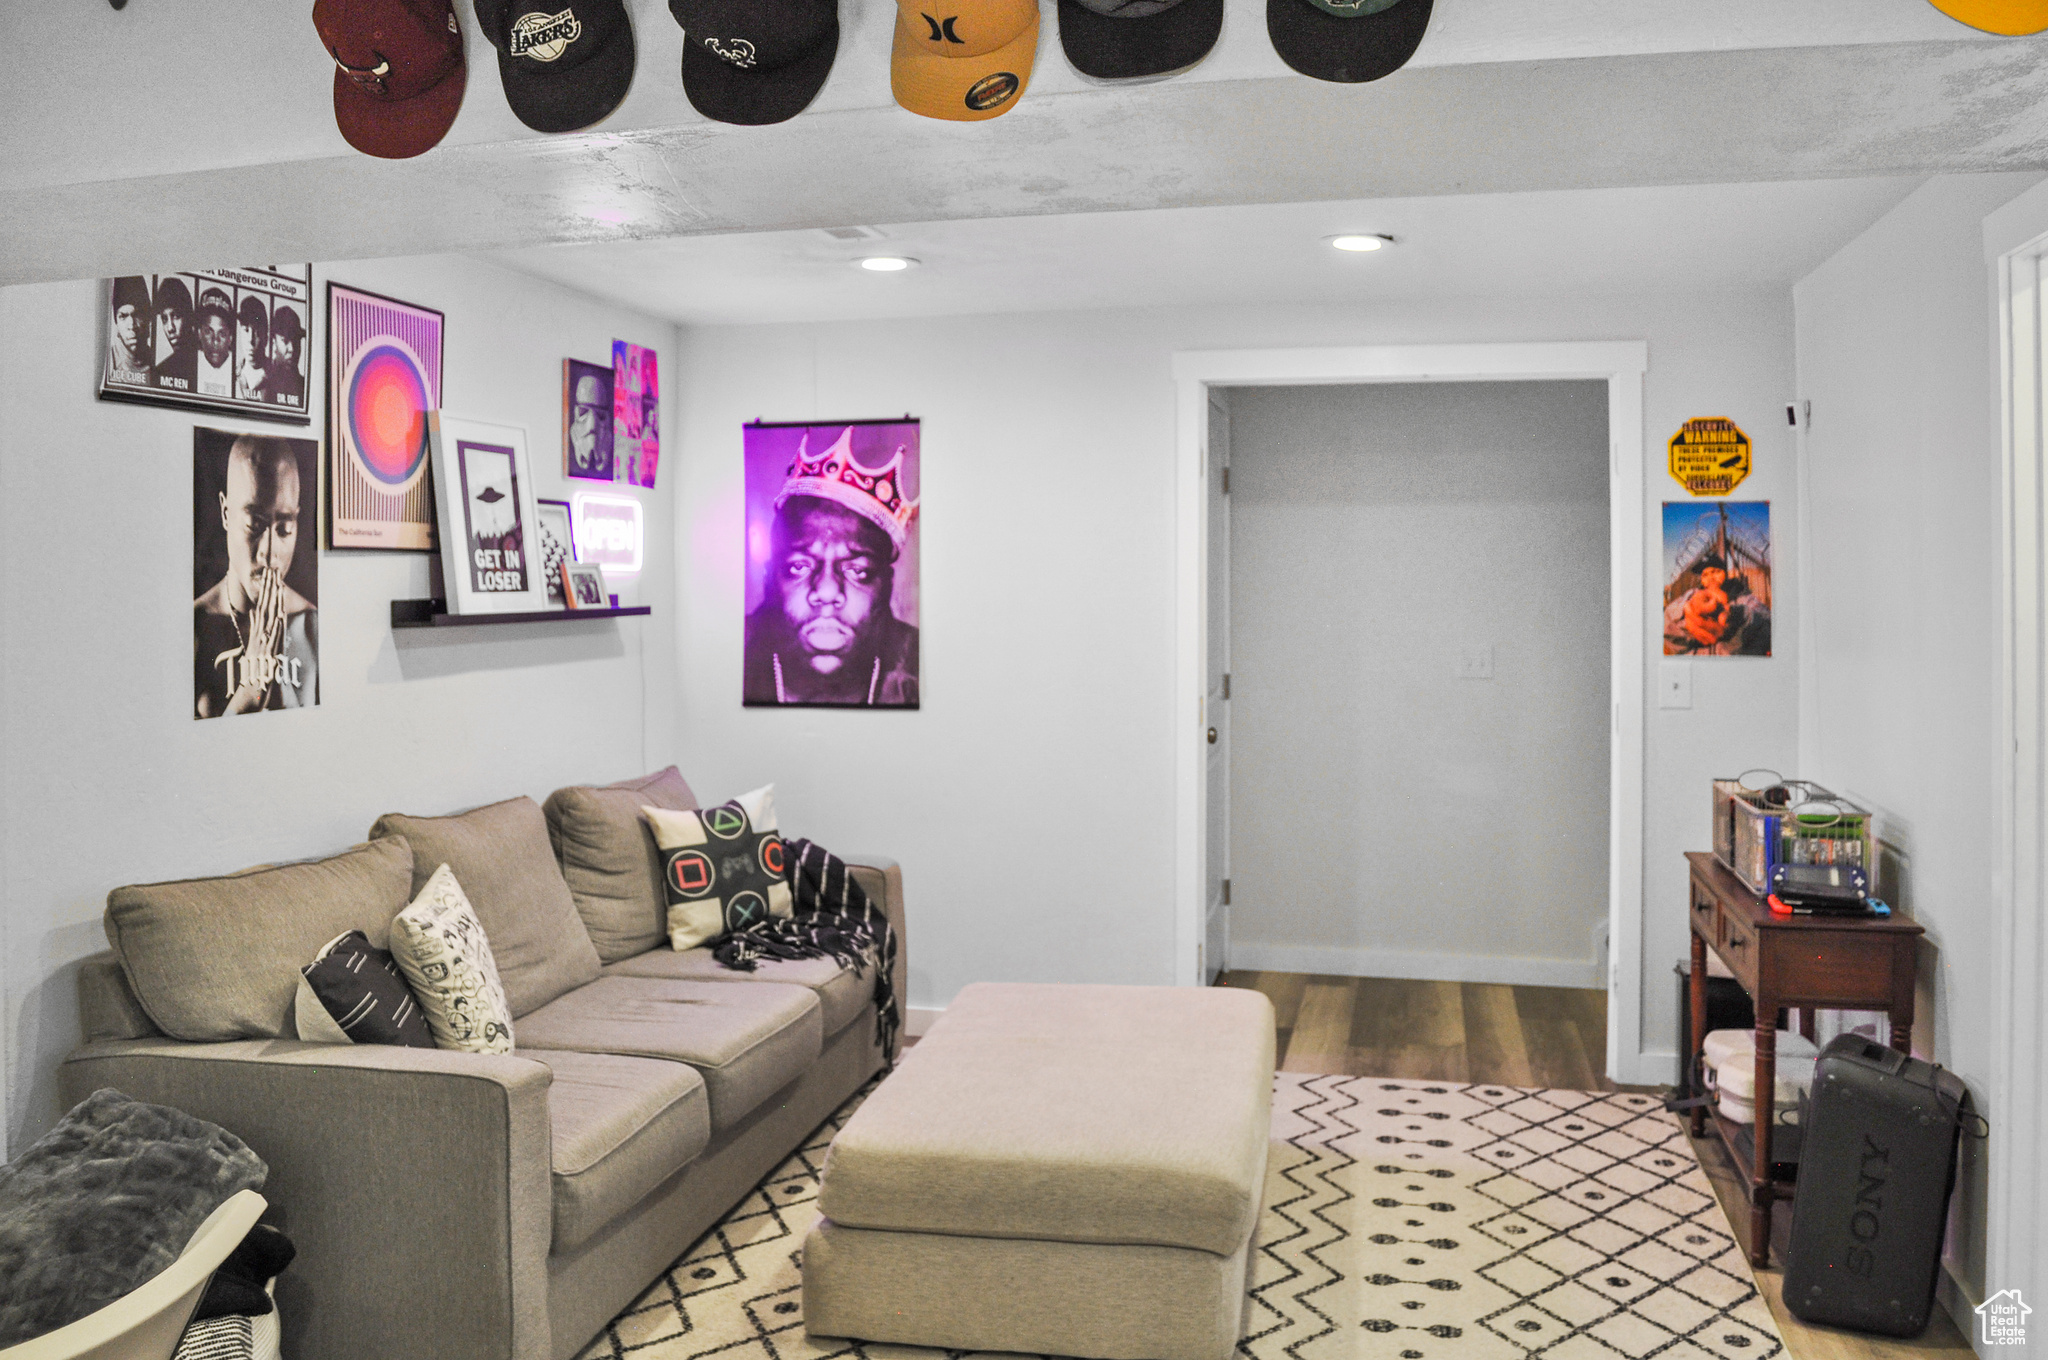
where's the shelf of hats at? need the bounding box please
[310,0,1440,157]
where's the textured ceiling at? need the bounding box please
[483,177,1932,325]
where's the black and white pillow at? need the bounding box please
[294,930,435,1048]
[644,785,792,950]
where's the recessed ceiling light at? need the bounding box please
[1329,234,1394,253]
[858,256,918,272]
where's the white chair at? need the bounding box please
[0,1190,267,1360]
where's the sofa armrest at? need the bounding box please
[839,853,907,1044]
[60,1038,554,1360]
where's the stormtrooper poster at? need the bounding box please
[743,420,921,708]
[1663,501,1771,657]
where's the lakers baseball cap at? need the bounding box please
[1267,0,1430,84]
[1058,0,1220,80]
[892,0,1039,121]
[670,0,839,125]
[1925,0,2048,33]
[474,0,637,132]
[311,0,468,159]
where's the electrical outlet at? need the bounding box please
[1456,645,1494,680]
[1659,660,1693,709]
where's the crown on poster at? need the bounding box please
[774,426,921,552]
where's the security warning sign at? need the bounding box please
[1669,417,1751,496]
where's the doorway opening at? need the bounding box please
[1217,377,1611,983]
[1172,343,1652,1084]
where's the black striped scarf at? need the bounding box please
[712,839,899,1059]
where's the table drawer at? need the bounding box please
[1718,914,1761,992]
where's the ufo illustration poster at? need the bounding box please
[327,282,443,550]
[429,414,549,615]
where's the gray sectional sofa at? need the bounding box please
[59,768,904,1360]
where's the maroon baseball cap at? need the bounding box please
[312,0,469,159]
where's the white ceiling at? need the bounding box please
[484,177,1928,326]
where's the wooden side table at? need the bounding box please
[1684,851,1923,1266]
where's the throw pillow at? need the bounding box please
[387,864,515,1055]
[643,785,792,950]
[293,930,434,1048]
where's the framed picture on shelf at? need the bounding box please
[327,282,444,551]
[99,267,314,424]
[564,358,615,482]
[428,413,549,615]
[564,561,609,610]
[535,498,575,608]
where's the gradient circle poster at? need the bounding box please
[743,420,920,708]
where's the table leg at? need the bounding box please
[1689,932,1708,1137]
[1750,1009,1777,1268]
[1891,943,1918,1057]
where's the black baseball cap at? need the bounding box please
[670,0,839,125]
[1266,0,1430,84]
[1058,0,1221,80]
[474,0,637,132]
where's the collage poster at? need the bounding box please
[194,427,320,718]
[1663,501,1771,657]
[743,420,921,708]
[612,340,659,489]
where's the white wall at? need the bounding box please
[0,255,679,1153]
[1793,170,2044,1318]
[671,289,1799,1077]
[1224,380,1611,986]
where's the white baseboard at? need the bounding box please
[1626,1048,1680,1088]
[1227,942,1603,991]
[905,1006,944,1039]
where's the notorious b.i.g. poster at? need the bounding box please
[743,420,920,708]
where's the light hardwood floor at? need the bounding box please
[1214,971,1977,1360]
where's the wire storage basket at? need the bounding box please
[1713,772,1874,897]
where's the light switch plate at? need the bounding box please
[1659,660,1693,709]
[1456,645,1494,680]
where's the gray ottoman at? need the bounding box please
[803,982,1276,1360]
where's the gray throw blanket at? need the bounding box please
[0,1088,267,1346]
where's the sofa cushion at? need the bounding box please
[514,976,822,1131]
[104,838,415,1042]
[544,767,699,964]
[370,797,600,1018]
[605,948,872,1037]
[524,1049,710,1253]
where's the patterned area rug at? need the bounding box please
[579,1074,1784,1360]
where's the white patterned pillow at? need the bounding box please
[388,863,514,1054]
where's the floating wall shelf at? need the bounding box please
[390,599,652,629]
